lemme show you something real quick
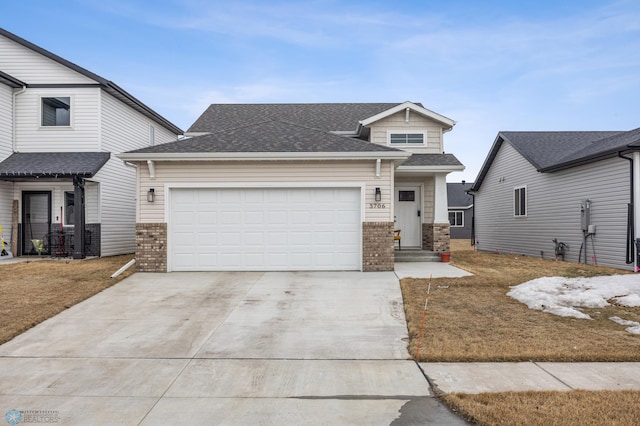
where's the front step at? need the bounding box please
[394,249,442,262]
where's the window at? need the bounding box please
[389,133,425,145]
[41,97,71,126]
[449,211,463,227]
[64,191,75,225]
[514,186,527,217]
[398,190,415,202]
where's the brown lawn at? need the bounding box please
[0,255,135,345]
[403,240,640,425]
[402,239,640,362]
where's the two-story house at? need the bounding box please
[119,102,464,272]
[0,28,182,258]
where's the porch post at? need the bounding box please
[434,173,449,223]
[73,176,85,259]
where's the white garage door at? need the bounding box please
[169,187,361,271]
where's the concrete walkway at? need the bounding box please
[421,362,640,394]
[0,271,466,425]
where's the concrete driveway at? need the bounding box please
[0,271,465,425]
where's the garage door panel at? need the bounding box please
[170,188,361,271]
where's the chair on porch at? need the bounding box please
[394,229,401,250]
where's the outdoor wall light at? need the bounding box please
[375,187,382,202]
[147,188,155,203]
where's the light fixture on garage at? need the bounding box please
[375,187,381,202]
[147,188,155,202]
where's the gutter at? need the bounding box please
[12,85,27,152]
[117,151,412,162]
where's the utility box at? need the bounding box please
[580,199,591,232]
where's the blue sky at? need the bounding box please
[2,0,639,182]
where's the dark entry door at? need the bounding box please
[22,191,51,255]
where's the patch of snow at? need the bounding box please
[507,274,640,333]
[609,317,640,335]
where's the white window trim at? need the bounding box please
[39,95,73,129]
[514,185,527,217]
[448,210,464,227]
[387,130,426,146]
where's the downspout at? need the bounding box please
[12,85,27,152]
[467,190,476,246]
[618,152,634,266]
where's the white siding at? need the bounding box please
[475,142,632,270]
[137,160,394,224]
[369,111,444,153]
[96,91,179,256]
[14,88,100,151]
[0,83,12,158]
[0,36,96,84]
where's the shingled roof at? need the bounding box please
[128,120,403,154]
[0,152,110,179]
[400,153,464,167]
[187,103,406,134]
[447,182,474,208]
[473,128,640,191]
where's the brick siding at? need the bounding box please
[422,223,451,252]
[135,223,167,272]
[362,221,395,271]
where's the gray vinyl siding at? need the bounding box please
[475,142,631,270]
[450,207,472,239]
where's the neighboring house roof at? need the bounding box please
[0,70,25,88]
[0,28,182,135]
[0,152,110,179]
[447,182,474,208]
[120,119,411,161]
[472,128,640,191]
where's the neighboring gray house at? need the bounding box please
[0,28,182,258]
[470,129,640,271]
[447,182,473,239]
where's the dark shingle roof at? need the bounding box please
[447,182,474,207]
[0,152,110,179]
[472,128,640,191]
[129,120,402,154]
[501,131,623,170]
[401,153,463,167]
[187,103,406,134]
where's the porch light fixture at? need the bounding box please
[147,188,155,203]
[375,187,382,202]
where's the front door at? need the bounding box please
[22,191,52,255]
[394,186,421,248]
